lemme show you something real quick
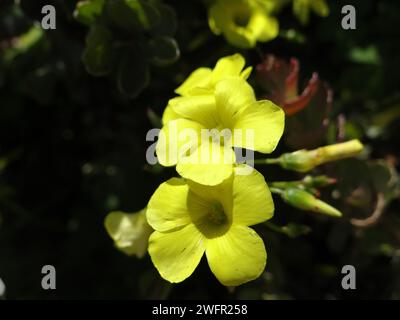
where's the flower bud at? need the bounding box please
[281,188,342,217]
[279,139,364,172]
[104,208,153,258]
[303,175,337,188]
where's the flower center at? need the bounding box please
[206,127,232,147]
[207,202,227,225]
[233,9,251,27]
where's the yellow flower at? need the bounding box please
[146,165,274,286]
[163,54,251,124]
[292,0,329,25]
[104,208,153,258]
[208,0,279,49]
[175,53,252,97]
[157,75,285,185]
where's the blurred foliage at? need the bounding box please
[75,0,180,97]
[0,0,399,299]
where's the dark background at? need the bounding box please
[0,0,399,299]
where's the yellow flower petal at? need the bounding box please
[148,223,206,283]
[175,67,212,96]
[146,178,192,232]
[293,0,310,24]
[162,105,180,125]
[233,100,285,153]
[211,53,246,85]
[205,224,266,286]
[177,141,236,186]
[250,11,279,42]
[208,0,230,35]
[232,165,274,225]
[240,66,252,80]
[104,209,152,258]
[311,0,329,17]
[215,77,256,128]
[170,95,218,128]
[156,118,203,167]
[187,175,232,206]
[224,26,257,49]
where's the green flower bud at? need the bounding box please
[279,149,316,172]
[281,188,342,217]
[279,140,364,172]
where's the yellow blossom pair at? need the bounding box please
[147,54,284,286]
[157,54,285,186]
[207,0,330,48]
[105,54,284,287]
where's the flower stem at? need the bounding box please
[269,187,284,195]
[264,221,286,235]
[253,158,281,165]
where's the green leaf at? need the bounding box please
[106,0,160,31]
[82,25,113,76]
[3,25,44,64]
[148,36,180,66]
[349,45,381,65]
[150,3,177,36]
[74,0,105,25]
[106,0,141,30]
[127,0,161,30]
[117,47,150,98]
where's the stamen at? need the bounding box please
[207,202,227,225]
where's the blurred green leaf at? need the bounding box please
[106,0,160,31]
[148,36,180,66]
[82,25,113,76]
[3,25,44,63]
[149,3,177,36]
[349,45,381,65]
[127,0,161,30]
[117,47,150,98]
[106,0,142,30]
[74,0,105,25]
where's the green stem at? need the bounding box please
[270,181,303,189]
[253,158,281,165]
[264,221,286,235]
[269,187,284,195]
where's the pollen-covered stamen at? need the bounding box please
[207,202,227,225]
